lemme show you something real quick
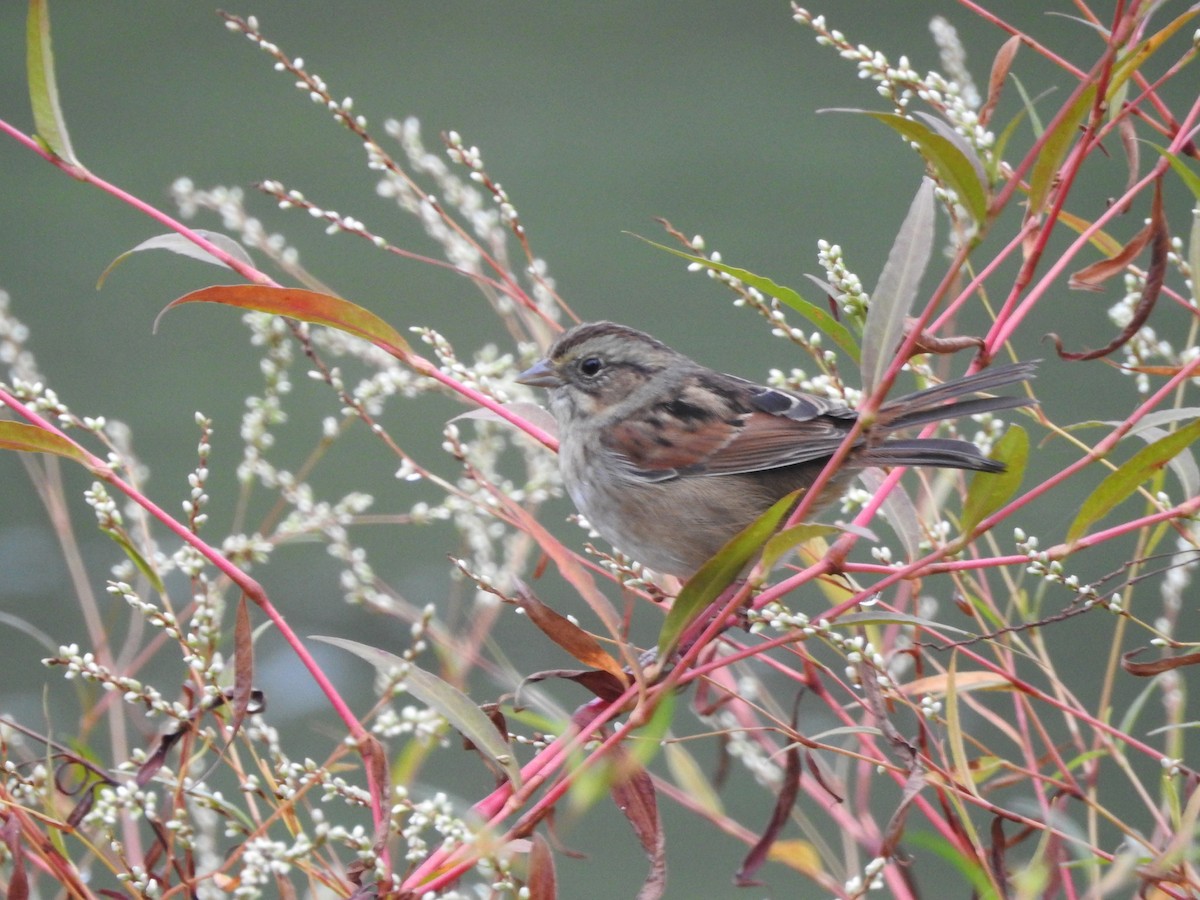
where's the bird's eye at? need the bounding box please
[579,357,604,378]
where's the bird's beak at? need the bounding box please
[515,358,563,388]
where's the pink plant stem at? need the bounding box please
[401,691,636,891]
[986,94,1200,356]
[0,117,560,455]
[0,388,391,850]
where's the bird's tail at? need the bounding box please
[858,361,1038,473]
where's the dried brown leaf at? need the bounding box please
[980,35,1021,127]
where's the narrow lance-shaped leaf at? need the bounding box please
[1068,218,1155,291]
[156,285,412,357]
[961,424,1028,535]
[979,35,1020,127]
[1147,144,1200,202]
[861,178,935,396]
[610,750,666,900]
[657,490,800,660]
[1027,85,1096,216]
[1068,418,1200,543]
[26,0,80,166]
[631,237,860,363]
[98,231,256,288]
[0,421,95,470]
[829,110,988,226]
[1105,8,1199,104]
[512,584,628,686]
[313,636,521,787]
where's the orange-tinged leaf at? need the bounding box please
[900,670,1013,697]
[980,35,1020,127]
[0,421,94,469]
[513,584,628,686]
[156,285,412,357]
[1068,218,1154,291]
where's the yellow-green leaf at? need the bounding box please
[657,490,800,659]
[26,0,79,166]
[1068,418,1200,543]
[632,237,860,363]
[1028,85,1096,215]
[859,111,989,226]
[0,421,93,468]
[961,425,1028,535]
[1146,143,1200,202]
[104,528,165,594]
[759,523,838,572]
[155,285,412,357]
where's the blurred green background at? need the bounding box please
[2,2,1197,896]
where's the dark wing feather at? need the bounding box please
[602,375,860,480]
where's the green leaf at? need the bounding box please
[861,178,934,395]
[26,0,79,166]
[104,528,166,594]
[759,523,838,572]
[1028,85,1096,216]
[155,285,413,357]
[990,104,1030,184]
[657,491,800,659]
[857,111,989,226]
[1146,143,1200,202]
[98,231,255,289]
[313,636,521,787]
[1068,418,1200,543]
[632,237,860,363]
[961,425,1028,535]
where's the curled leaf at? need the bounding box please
[98,231,255,288]
[512,583,628,686]
[1068,217,1154,291]
[1049,178,1167,360]
[1123,646,1200,676]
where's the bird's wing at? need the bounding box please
[602,377,858,480]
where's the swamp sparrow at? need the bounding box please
[518,322,1036,577]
